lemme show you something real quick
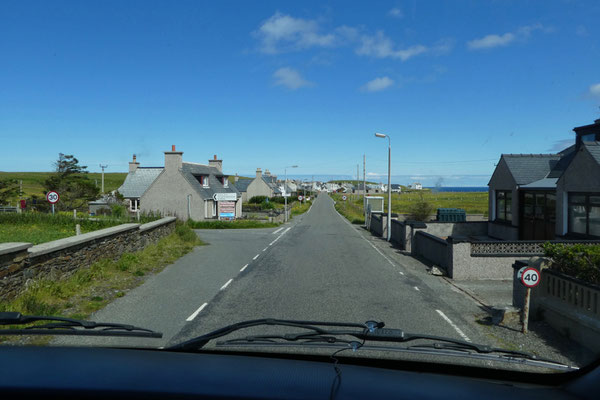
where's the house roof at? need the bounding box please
[501,154,561,185]
[262,176,281,194]
[519,177,559,189]
[585,142,600,164]
[118,168,163,198]
[181,163,239,199]
[233,179,252,193]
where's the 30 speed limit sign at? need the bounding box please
[46,191,60,204]
[520,267,540,288]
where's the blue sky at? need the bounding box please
[1,0,599,186]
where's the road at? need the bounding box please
[58,193,490,353]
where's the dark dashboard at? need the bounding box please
[0,346,597,399]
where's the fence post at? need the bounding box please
[73,209,77,220]
[75,224,81,236]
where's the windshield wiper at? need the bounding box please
[0,312,162,338]
[167,318,574,370]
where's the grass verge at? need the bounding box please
[291,200,312,217]
[331,194,365,224]
[0,222,204,343]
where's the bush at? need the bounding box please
[542,243,600,285]
[175,223,199,243]
[111,204,126,218]
[407,194,434,221]
[248,196,268,204]
[269,196,286,204]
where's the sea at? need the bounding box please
[425,187,488,192]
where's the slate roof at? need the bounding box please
[118,168,163,198]
[519,178,559,189]
[501,154,561,185]
[181,163,239,199]
[232,179,252,193]
[262,176,281,194]
[585,142,600,165]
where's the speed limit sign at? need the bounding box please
[298,195,303,201]
[342,195,347,201]
[46,191,60,204]
[520,267,540,288]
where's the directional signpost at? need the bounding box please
[46,191,59,215]
[213,193,237,220]
[519,267,541,334]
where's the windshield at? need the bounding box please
[1,0,600,374]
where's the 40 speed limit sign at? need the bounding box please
[520,267,540,288]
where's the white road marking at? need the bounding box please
[186,302,208,321]
[308,205,312,213]
[240,264,248,272]
[263,247,268,251]
[253,254,259,260]
[414,286,420,291]
[272,227,284,234]
[399,271,405,275]
[220,278,233,290]
[436,309,471,342]
[269,239,278,246]
[282,227,291,235]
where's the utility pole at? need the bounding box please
[357,164,359,199]
[363,154,366,215]
[99,164,108,194]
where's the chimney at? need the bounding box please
[164,145,183,174]
[256,168,262,179]
[129,154,139,173]
[208,154,223,172]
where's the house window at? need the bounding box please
[568,193,600,237]
[129,199,139,212]
[495,191,512,222]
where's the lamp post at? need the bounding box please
[375,133,392,241]
[99,164,108,194]
[284,165,298,222]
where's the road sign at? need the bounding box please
[306,197,311,201]
[298,195,303,201]
[342,195,347,201]
[218,201,236,219]
[282,193,291,197]
[213,192,237,202]
[520,268,540,288]
[46,191,60,204]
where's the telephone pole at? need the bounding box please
[99,164,108,194]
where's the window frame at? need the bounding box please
[495,190,512,223]
[568,192,600,238]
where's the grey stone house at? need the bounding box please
[118,147,241,221]
[488,118,600,240]
[234,168,281,202]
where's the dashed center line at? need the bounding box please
[414,286,420,291]
[272,227,284,234]
[282,227,291,235]
[399,271,405,275]
[186,302,208,321]
[240,264,248,272]
[220,278,233,290]
[263,247,268,251]
[436,309,471,342]
[253,254,259,260]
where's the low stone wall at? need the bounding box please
[389,220,487,252]
[448,239,523,280]
[0,217,177,300]
[413,231,449,269]
[370,214,384,237]
[531,269,600,353]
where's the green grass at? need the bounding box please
[331,191,488,223]
[187,219,280,229]
[291,200,312,216]
[0,171,127,202]
[0,223,204,339]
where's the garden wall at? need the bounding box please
[0,217,177,300]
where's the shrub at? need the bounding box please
[248,196,268,204]
[111,204,126,218]
[269,196,286,204]
[407,194,434,221]
[542,243,600,285]
[175,223,199,243]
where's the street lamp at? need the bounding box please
[284,165,298,222]
[375,133,392,241]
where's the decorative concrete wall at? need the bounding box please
[0,217,177,300]
[389,219,487,251]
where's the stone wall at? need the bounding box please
[389,219,487,252]
[413,231,449,269]
[0,217,176,300]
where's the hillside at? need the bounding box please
[0,171,127,201]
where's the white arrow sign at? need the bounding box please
[213,192,237,202]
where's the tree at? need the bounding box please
[0,179,19,205]
[43,153,99,210]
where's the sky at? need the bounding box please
[1,0,599,186]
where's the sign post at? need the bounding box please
[519,267,540,334]
[213,193,237,220]
[46,191,59,215]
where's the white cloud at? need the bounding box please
[255,12,335,53]
[590,83,600,97]
[273,67,313,90]
[362,76,394,92]
[388,8,404,18]
[356,31,427,61]
[467,24,546,50]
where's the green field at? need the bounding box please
[331,190,488,223]
[0,171,127,202]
